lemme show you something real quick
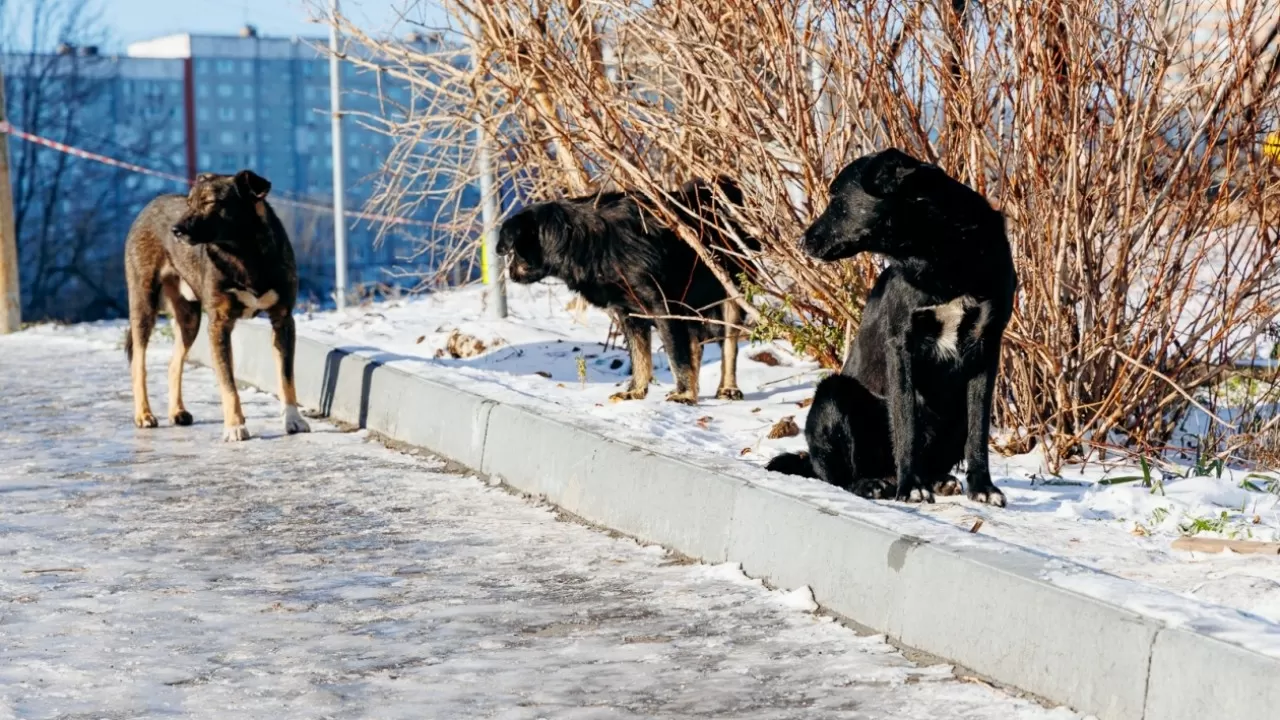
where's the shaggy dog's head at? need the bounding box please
[801,148,992,263]
[496,202,571,284]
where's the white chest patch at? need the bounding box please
[231,289,279,318]
[923,295,990,359]
[178,280,198,302]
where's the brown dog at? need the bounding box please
[124,170,309,442]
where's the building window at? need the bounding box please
[198,84,210,99]
[261,107,272,120]
[218,106,236,121]
[243,85,253,100]
[172,152,185,167]
[241,60,252,76]
[197,107,209,122]
[199,152,212,168]
[220,131,235,145]
[302,62,314,77]
[221,153,238,168]
[243,131,253,144]
[171,130,184,144]
[261,131,272,144]
[217,84,233,98]
[243,108,254,122]
[216,59,235,74]
[198,130,210,146]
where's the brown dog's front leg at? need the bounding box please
[270,310,310,435]
[209,315,249,442]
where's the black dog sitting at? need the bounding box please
[496,178,758,405]
[767,149,1016,506]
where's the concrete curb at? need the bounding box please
[190,322,1280,720]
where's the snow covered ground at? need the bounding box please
[0,327,1080,719]
[293,283,1280,627]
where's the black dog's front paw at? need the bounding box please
[966,470,1007,507]
[894,477,936,503]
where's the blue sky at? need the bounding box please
[16,0,451,50]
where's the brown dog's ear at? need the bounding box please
[234,170,271,200]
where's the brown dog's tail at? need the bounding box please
[765,451,815,478]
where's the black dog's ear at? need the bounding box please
[234,170,272,200]
[863,148,923,196]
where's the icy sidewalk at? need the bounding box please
[0,327,1078,719]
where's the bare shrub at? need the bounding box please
[334,0,1280,471]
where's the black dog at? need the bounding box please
[767,149,1015,506]
[497,177,758,405]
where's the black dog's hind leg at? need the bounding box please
[964,352,1007,507]
[610,315,653,402]
[804,374,894,496]
[887,336,932,503]
[658,319,699,404]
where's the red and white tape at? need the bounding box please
[0,119,433,228]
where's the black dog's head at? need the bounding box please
[172,170,272,246]
[801,148,953,262]
[496,202,571,284]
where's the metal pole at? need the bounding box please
[329,0,348,310]
[0,71,20,333]
[472,17,506,319]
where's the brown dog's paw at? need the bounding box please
[664,390,699,406]
[283,405,311,434]
[171,410,193,427]
[715,387,745,401]
[609,389,648,403]
[135,412,158,429]
[222,424,251,442]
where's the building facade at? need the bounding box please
[3,28,470,321]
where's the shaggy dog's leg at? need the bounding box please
[609,316,653,402]
[658,319,699,404]
[715,300,745,400]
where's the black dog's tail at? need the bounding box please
[766,451,816,478]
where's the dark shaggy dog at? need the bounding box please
[124,170,309,442]
[497,177,759,405]
[766,148,1016,506]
